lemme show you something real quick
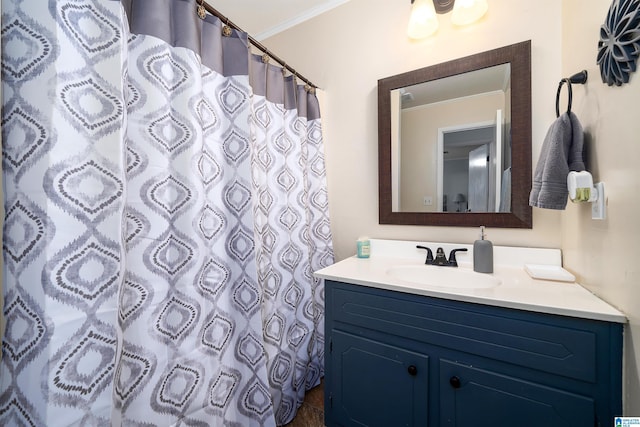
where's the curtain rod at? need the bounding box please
[199,1,318,90]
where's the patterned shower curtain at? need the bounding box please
[0,0,334,425]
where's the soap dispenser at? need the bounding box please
[473,226,493,273]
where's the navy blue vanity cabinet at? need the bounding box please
[439,360,595,426]
[324,280,623,427]
[330,330,429,426]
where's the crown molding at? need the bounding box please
[255,0,350,41]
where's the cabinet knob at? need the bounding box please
[407,365,418,376]
[449,376,461,389]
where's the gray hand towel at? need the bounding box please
[529,111,585,210]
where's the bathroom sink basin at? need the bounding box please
[386,265,501,289]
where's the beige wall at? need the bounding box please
[561,0,640,413]
[265,0,639,410]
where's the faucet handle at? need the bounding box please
[416,245,434,264]
[448,248,468,267]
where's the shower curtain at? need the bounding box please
[0,0,334,425]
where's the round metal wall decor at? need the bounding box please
[597,0,640,86]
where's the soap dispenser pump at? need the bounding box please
[473,226,493,273]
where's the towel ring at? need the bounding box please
[555,70,588,117]
[555,79,573,117]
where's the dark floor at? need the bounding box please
[283,379,325,427]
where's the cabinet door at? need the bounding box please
[328,330,429,427]
[439,359,595,427]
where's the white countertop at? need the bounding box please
[315,239,626,323]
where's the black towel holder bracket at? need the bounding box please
[556,70,588,117]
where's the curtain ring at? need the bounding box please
[261,53,270,63]
[197,0,206,19]
[555,78,572,117]
[221,17,233,36]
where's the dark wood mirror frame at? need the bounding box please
[378,40,532,228]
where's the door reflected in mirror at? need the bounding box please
[391,64,511,213]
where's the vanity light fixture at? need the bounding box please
[408,0,488,40]
[407,0,439,39]
[451,0,489,26]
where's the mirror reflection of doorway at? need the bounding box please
[438,109,506,212]
[440,123,497,212]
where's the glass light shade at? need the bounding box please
[451,0,488,26]
[407,0,439,39]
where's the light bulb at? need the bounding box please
[407,0,439,39]
[451,0,488,26]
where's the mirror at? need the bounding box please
[378,41,532,227]
[391,63,510,213]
